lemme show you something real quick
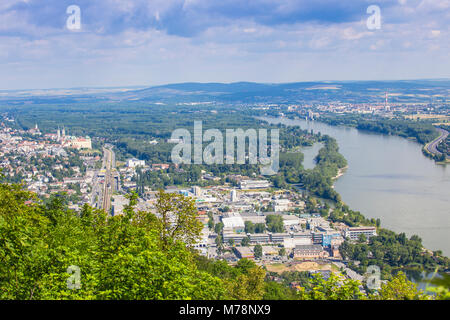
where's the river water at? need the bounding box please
[261,117,450,256]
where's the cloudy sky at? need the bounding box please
[0,0,449,90]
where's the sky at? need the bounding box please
[0,0,449,90]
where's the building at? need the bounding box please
[111,195,129,216]
[273,199,290,212]
[167,138,184,143]
[248,233,270,244]
[240,179,271,190]
[283,215,301,226]
[230,190,238,202]
[344,226,377,241]
[152,163,170,170]
[262,246,279,256]
[222,216,245,233]
[283,237,312,249]
[193,186,202,197]
[292,244,327,260]
[69,137,92,149]
[234,247,254,259]
[270,233,291,243]
[126,158,145,168]
[28,124,41,135]
[223,232,247,244]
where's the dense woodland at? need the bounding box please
[1,180,448,300]
[317,113,439,145]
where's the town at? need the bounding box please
[0,115,378,287]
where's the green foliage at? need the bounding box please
[321,113,439,145]
[241,236,250,247]
[0,183,225,299]
[151,190,203,250]
[265,215,284,233]
[372,272,430,300]
[298,273,364,300]
[340,229,449,276]
[0,180,446,300]
[425,272,450,300]
[299,136,346,202]
[254,244,263,259]
[195,257,266,300]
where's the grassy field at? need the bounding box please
[265,261,337,273]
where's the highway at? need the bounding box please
[90,144,116,213]
[426,127,449,158]
[102,145,116,213]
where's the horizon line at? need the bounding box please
[1,78,450,93]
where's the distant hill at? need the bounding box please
[1,79,449,105]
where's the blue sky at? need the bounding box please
[0,0,449,90]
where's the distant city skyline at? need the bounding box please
[0,0,449,90]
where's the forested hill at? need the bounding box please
[1,180,448,300]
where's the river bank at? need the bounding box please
[423,127,450,163]
[261,116,450,257]
[333,166,348,181]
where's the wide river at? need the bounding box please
[261,117,450,256]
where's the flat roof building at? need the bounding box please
[344,226,377,241]
[293,244,327,260]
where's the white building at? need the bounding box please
[240,179,271,190]
[274,199,290,212]
[344,226,377,241]
[192,186,202,197]
[111,195,129,216]
[283,237,312,249]
[222,215,245,232]
[282,215,301,226]
[126,158,145,168]
[230,190,238,202]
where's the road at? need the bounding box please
[101,145,115,214]
[426,127,449,158]
[90,144,116,213]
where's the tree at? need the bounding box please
[245,221,255,233]
[263,281,297,300]
[373,272,430,300]
[228,239,235,247]
[279,248,286,256]
[265,215,284,233]
[215,235,224,254]
[255,223,266,233]
[152,190,203,251]
[254,244,263,259]
[0,182,227,300]
[358,233,367,243]
[298,273,364,300]
[214,222,224,234]
[226,265,266,300]
[241,237,250,247]
[207,213,215,230]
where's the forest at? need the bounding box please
[318,113,439,145]
[1,179,447,300]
